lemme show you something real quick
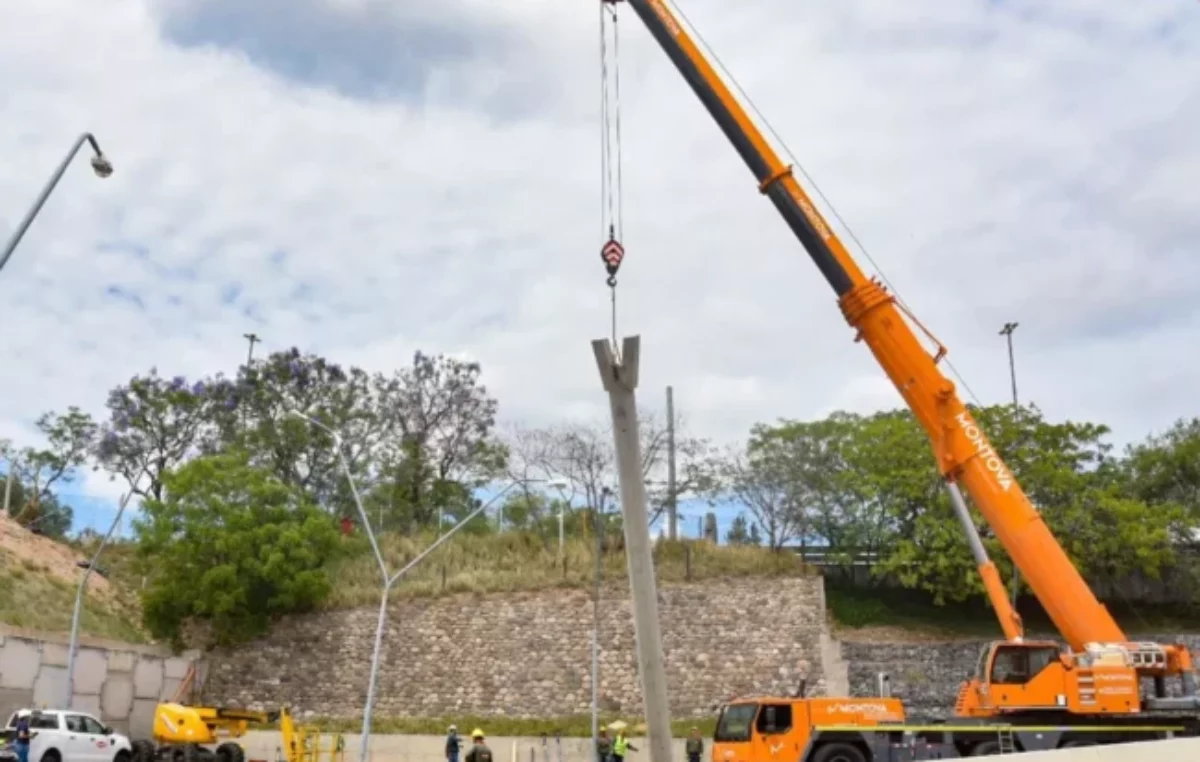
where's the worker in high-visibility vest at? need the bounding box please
[612,729,638,762]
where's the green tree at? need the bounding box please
[1,477,73,538]
[749,521,763,545]
[1124,417,1200,519]
[371,352,506,529]
[500,491,550,531]
[721,442,804,550]
[134,451,342,646]
[9,408,97,533]
[874,404,1180,603]
[208,348,387,516]
[738,404,1182,605]
[726,513,754,545]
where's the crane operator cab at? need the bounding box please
[955,639,1145,718]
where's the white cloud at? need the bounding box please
[0,0,1196,518]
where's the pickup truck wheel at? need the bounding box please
[810,743,867,762]
[40,751,62,762]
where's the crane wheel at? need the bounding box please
[810,743,867,762]
[131,741,157,762]
[970,741,1001,756]
[216,743,245,762]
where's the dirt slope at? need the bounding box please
[0,512,143,641]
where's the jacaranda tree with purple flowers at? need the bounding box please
[94,369,215,502]
[367,351,507,530]
[208,347,392,516]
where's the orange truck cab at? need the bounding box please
[711,697,904,762]
[709,695,1194,761]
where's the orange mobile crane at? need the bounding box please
[602,0,1200,758]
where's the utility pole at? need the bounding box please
[592,336,673,762]
[666,385,677,540]
[3,457,13,517]
[1000,322,1019,409]
[999,321,1020,606]
[243,332,261,365]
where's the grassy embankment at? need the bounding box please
[322,531,812,607]
[0,552,145,642]
[254,715,717,739]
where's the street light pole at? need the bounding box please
[288,410,531,762]
[999,321,1021,606]
[243,333,260,366]
[592,485,612,752]
[1,133,113,273]
[65,492,131,708]
[1000,322,1019,411]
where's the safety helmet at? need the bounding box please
[472,729,484,739]
[449,725,457,732]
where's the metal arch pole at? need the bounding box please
[360,483,521,762]
[289,409,532,762]
[592,336,673,762]
[65,491,131,708]
[1,133,106,272]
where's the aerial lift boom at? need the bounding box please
[609,0,1200,716]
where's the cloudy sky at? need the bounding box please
[0,0,1196,535]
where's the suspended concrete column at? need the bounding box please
[591,335,673,762]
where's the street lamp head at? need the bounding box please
[90,153,113,178]
[547,478,569,491]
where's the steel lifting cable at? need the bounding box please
[599,0,625,350]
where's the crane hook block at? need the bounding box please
[601,238,625,277]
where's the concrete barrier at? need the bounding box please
[983,737,1200,760]
[239,732,690,762]
[0,626,199,738]
[237,732,1200,762]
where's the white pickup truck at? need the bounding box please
[3,710,132,762]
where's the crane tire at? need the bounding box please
[970,741,1001,756]
[132,740,157,762]
[216,743,245,762]
[810,742,867,762]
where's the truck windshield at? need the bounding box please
[714,703,757,743]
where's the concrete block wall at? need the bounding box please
[0,626,199,738]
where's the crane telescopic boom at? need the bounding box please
[613,0,1128,651]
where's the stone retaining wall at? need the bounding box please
[0,626,199,737]
[201,576,828,718]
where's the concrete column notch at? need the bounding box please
[591,335,674,762]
